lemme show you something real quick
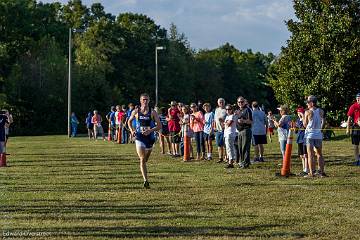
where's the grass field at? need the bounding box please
[1,133,360,239]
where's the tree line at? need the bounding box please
[0,0,275,135]
[2,0,359,135]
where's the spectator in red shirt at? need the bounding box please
[346,92,360,166]
[168,101,181,157]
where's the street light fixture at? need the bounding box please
[155,46,165,107]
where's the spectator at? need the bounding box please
[235,96,253,169]
[273,105,291,159]
[106,106,116,140]
[92,110,105,140]
[224,104,237,168]
[346,92,360,166]
[0,111,9,166]
[190,103,206,160]
[203,103,215,160]
[251,101,267,162]
[127,103,136,143]
[180,105,194,159]
[115,105,125,143]
[70,112,79,137]
[121,105,128,143]
[159,107,172,155]
[301,95,326,177]
[85,112,94,139]
[3,109,13,144]
[168,101,181,157]
[296,107,308,176]
[267,110,275,143]
[214,98,227,163]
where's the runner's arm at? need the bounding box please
[151,110,162,132]
[128,109,138,134]
[303,111,310,128]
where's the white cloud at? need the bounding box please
[37,0,295,54]
[221,0,294,24]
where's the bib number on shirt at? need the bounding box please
[140,126,151,133]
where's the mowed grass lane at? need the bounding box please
[1,134,360,239]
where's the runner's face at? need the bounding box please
[140,96,149,106]
[357,97,360,104]
[218,100,224,107]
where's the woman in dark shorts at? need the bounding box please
[296,107,308,176]
[158,107,172,155]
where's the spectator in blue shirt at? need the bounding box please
[85,112,94,139]
[106,106,116,140]
[126,103,135,143]
[71,112,79,137]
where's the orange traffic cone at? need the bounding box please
[183,126,190,162]
[107,122,112,141]
[281,127,294,177]
[0,153,7,167]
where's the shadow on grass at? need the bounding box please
[6,185,145,193]
[3,203,171,215]
[8,225,305,238]
[324,134,349,141]
[9,213,215,222]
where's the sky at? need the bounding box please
[39,0,296,54]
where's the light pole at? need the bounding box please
[68,28,83,138]
[68,28,72,138]
[155,46,165,107]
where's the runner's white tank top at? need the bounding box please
[305,108,323,139]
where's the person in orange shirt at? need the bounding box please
[190,103,206,160]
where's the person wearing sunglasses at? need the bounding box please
[273,105,291,160]
[224,104,237,168]
[235,96,253,168]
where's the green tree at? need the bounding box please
[269,0,360,123]
[195,44,273,106]
[109,13,167,104]
[159,23,195,104]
